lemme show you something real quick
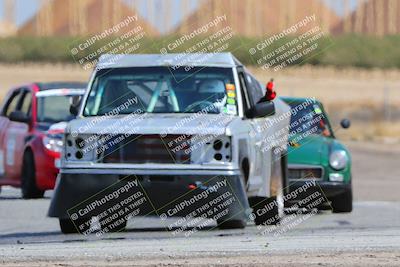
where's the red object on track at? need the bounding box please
[265,79,277,101]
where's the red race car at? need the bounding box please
[0,82,86,198]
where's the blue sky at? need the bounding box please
[0,0,361,31]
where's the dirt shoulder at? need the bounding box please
[2,251,400,267]
[0,63,90,99]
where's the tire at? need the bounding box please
[331,187,353,213]
[253,196,281,226]
[59,217,127,234]
[253,149,285,226]
[213,159,249,230]
[100,217,128,233]
[103,221,127,233]
[21,151,44,199]
[281,153,289,196]
[59,218,82,234]
[217,219,246,229]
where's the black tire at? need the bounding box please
[59,218,82,234]
[217,219,246,229]
[331,187,353,213]
[100,217,128,233]
[281,153,289,195]
[21,151,44,199]
[103,221,127,233]
[215,159,249,230]
[252,149,285,226]
[253,196,281,226]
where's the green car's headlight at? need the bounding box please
[329,150,348,170]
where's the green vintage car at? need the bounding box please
[281,97,352,213]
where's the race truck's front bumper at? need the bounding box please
[48,168,250,223]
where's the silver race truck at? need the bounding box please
[49,53,291,234]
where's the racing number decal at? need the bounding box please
[6,134,16,166]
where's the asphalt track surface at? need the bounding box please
[0,141,399,266]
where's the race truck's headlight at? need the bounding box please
[43,133,63,156]
[191,135,232,164]
[329,150,348,170]
[64,134,96,161]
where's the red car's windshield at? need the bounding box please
[36,95,78,124]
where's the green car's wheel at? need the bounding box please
[21,151,44,199]
[331,187,353,213]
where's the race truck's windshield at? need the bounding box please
[36,93,83,123]
[83,67,237,116]
[287,102,332,137]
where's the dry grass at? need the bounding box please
[0,63,399,142]
[249,65,400,142]
[249,65,400,106]
[0,63,90,99]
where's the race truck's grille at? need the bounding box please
[98,134,191,164]
[288,166,323,180]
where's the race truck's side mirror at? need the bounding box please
[9,110,31,124]
[340,119,351,129]
[69,95,82,116]
[246,101,276,119]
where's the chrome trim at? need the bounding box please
[60,168,241,176]
[62,162,237,170]
[289,178,322,183]
[288,164,324,180]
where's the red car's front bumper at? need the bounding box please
[30,137,60,191]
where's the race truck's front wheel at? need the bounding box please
[217,219,246,229]
[216,164,249,230]
[251,150,285,226]
[21,151,44,199]
[99,217,127,233]
[59,218,84,234]
[59,217,127,234]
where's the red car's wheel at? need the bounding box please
[21,151,44,199]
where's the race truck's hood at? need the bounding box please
[67,113,238,136]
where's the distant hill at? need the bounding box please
[17,0,159,36]
[332,0,400,35]
[0,20,17,37]
[173,0,340,36]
